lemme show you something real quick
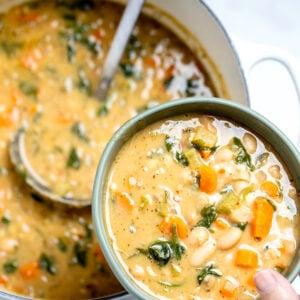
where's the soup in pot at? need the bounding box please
[104,113,299,299]
[19,0,218,201]
[0,0,219,298]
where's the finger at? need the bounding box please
[254,269,299,300]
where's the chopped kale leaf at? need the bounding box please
[39,253,57,275]
[3,260,18,274]
[19,81,38,101]
[195,204,218,228]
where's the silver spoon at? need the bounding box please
[9,0,145,207]
[97,0,145,101]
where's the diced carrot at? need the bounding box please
[28,104,38,116]
[246,270,257,287]
[220,277,239,298]
[235,248,259,268]
[278,245,285,255]
[19,261,40,280]
[114,192,134,212]
[92,29,105,41]
[94,243,103,258]
[18,12,40,23]
[57,113,77,124]
[218,168,226,175]
[0,275,8,285]
[214,217,230,230]
[159,215,189,239]
[251,197,275,241]
[199,149,211,160]
[0,106,20,127]
[260,181,280,199]
[144,57,156,68]
[279,239,296,256]
[199,164,218,194]
[0,184,7,217]
[11,89,23,106]
[164,65,175,81]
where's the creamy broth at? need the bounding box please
[0,0,217,299]
[105,114,299,300]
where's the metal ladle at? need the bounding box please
[9,0,145,207]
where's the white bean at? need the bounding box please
[233,166,250,182]
[201,274,217,291]
[242,132,257,154]
[263,248,280,260]
[190,239,216,267]
[214,146,233,163]
[184,210,199,225]
[181,169,194,184]
[232,180,249,194]
[255,170,267,182]
[288,187,297,200]
[129,265,145,279]
[200,116,217,133]
[188,227,210,247]
[230,205,251,223]
[217,227,242,250]
[268,164,282,179]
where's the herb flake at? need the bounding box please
[197,264,221,285]
[39,253,57,275]
[66,147,81,169]
[71,121,89,142]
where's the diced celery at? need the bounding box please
[158,190,170,217]
[139,194,151,209]
[239,184,254,202]
[217,191,240,214]
[192,126,217,149]
[53,182,71,196]
[184,148,203,169]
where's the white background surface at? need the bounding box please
[203,0,300,292]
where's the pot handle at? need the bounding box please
[233,36,300,149]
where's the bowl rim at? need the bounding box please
[92,97,300,299]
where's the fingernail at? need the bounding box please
[254,270,277,294]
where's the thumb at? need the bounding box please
[254,269,299,300]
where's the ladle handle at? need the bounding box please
[96,0,145,101]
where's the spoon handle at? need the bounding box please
[96,0,145,101]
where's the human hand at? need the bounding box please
[254,269,299,300]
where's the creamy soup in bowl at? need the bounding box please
[92,97,300,300]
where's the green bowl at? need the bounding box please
[92,97,300,299]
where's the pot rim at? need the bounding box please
[196,0,250,107]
